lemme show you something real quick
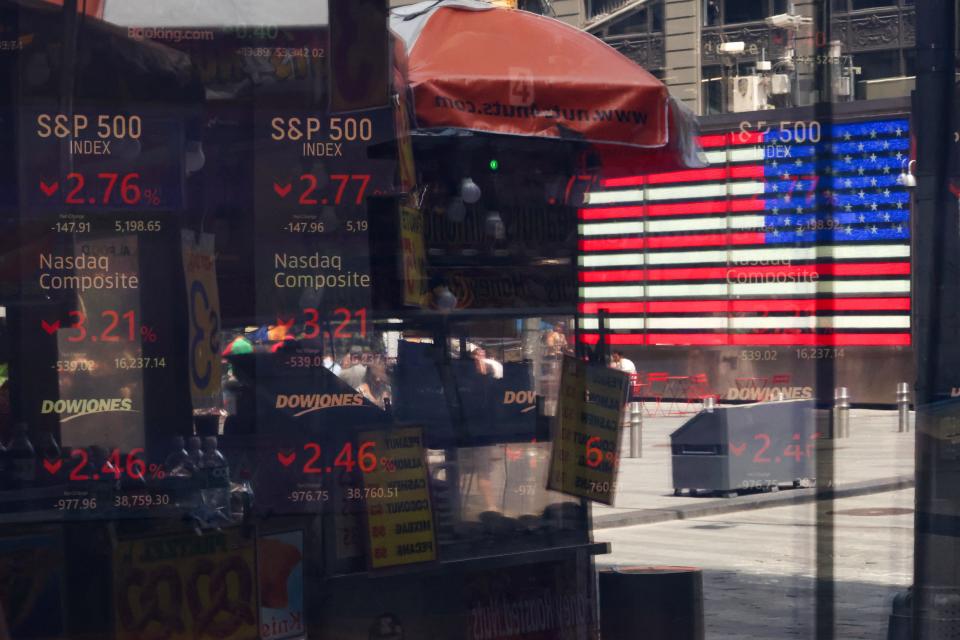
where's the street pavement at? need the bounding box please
[597,488,914,639]
[594,408,915,528]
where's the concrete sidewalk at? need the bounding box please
[593,408,915,529]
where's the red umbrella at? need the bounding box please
[390,0,702,172]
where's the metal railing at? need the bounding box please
[587,0,638,21]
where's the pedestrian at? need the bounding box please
[472,347,503,379]
[611,350,636,374]
[339,346,368,389]
[544,322,570,358]
[323,354,341,376]
[359,363,391,409]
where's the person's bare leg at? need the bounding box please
[477,473,498,512]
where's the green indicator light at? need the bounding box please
[489,159,499,171]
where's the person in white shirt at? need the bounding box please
[472,348,503,379]
[323,355,341,376]
[611,351,636,374]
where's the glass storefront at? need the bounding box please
[0,0,955,638]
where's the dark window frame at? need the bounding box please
[831,0,912,10]
[593,1,666,76]
[704,0,787,27]
[593,0,665,36]
[604,6,650,36]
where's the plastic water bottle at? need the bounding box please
[200,436,230,513]
[164,436,192,478]
[186,436,203,471]
[92,445,127,486]
[230,469,254,520]
[36,433,61,486]
[7,423,35,487]
[0,440,7,488]
[37,432,60,461]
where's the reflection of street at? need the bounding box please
[593,409,913,518]
[594,407,915,638]
[455,443,563,519]
[600,489,913,639]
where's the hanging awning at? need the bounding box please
[391,0,703,170]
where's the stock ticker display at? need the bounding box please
[4,109,401,522]
[0,1,625,639]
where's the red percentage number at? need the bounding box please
[42,172,144,205]
[738,432,822,464]
[50,448,167,481]
[273,173,370,205]
[299,307,367,340]
[585,436,617,468]
[47,310,153,343]
[300,441,379,474]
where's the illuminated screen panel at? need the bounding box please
[11,105,191,514]
[19,109,184,213]
[102,0,329,27]
[245,106,399,524]
[578,116,912,348]
[0,0,597,610]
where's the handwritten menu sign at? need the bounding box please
[359,426,436,570]
[548,357,629,505]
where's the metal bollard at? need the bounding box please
[897,382,911,433]
[629,401,642,458]
[703,396,716,412]
[834,386,850,438]
[773,389,785,402]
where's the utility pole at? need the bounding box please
[911,0,958,637]
[811,2,835,637]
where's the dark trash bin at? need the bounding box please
[671,399,816,495]
[887,588,911,640]
[599,565,704,640]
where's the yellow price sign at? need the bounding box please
[548,357,629,504]
[400,202,427,307]
[181,231,221,408]
[360,427,436,569]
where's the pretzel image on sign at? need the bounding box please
[114,530,257,640]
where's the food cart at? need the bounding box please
[0,1,696,638]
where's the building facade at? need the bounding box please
[582,0,915,116]
[573,0,917,405]
[390,0,584,25]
